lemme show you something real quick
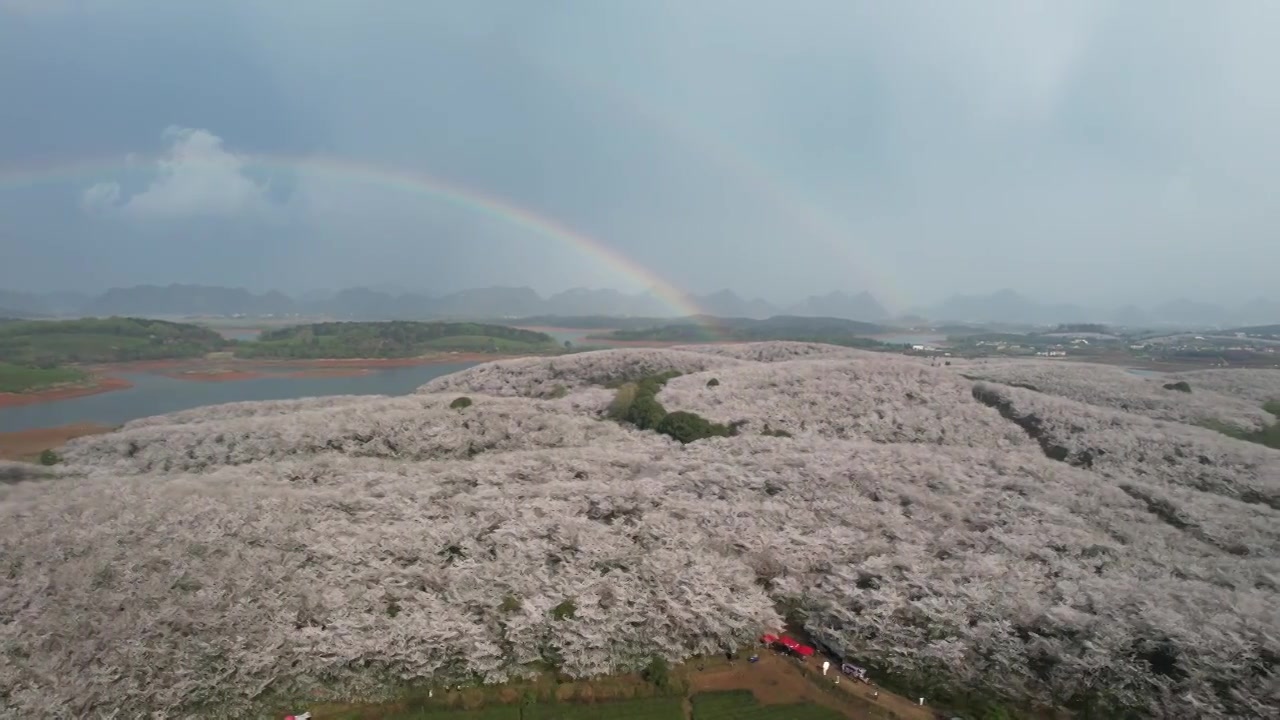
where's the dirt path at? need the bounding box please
[305,653,942,720]
[793,656,936,720]
[686,653,936,720]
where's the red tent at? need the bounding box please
[773,635,816,657]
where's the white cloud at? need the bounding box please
[80,181,121,213]
[85,126,274,219]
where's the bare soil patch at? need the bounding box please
[686,654,933,720]
[0,422,116,461]
[303,655,936,720]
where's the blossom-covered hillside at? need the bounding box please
[961,360,1276,431]
[2,345,1277,719]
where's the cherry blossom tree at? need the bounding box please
[2,344,1276,718]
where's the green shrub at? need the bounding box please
[606,382,638,420]
[551,599,577,620]
[604,371,736,443]
[1162,381,1192,393]
[655,411,733,444]
[626,395,668,430]
[1258,423,1280,450]
[642,655,671,690]
[548,384,569,399]
[706,377,720,387]
[1201,415,1280,450]
[38,449,61,466]
[655,411,713,444]
[450,396,473,410]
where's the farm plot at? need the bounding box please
[691,690,846,720]
[325,705,521,720]
[320,698,681,720]
[523,697,684,719]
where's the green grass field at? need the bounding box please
[690,691,845,720]
[321,697,682,720]
[0,362,88,393]
[522,697,683,720]
[363,707,520,720]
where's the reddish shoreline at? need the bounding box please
[162,369,268,382]
[283,368,373,378]
[0,376,134,409]
[1,352,537,407]
[0,422,117,461]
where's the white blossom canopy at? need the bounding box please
[1,344,1277,718]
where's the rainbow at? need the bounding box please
[526,56,908,313]
[0,154,710,320]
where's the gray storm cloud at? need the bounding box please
[2,0,1279,307]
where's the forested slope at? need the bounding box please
[234,321,558,359]
[0,316,226,365]
[2,342,1277,718]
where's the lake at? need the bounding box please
[873,333,949,346]
[0,362,481,433]
[1124,368,1167,378]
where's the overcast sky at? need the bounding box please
[1,1,1278,310]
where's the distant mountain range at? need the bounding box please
[0,284,890,323]
[914,289,1280,329]
[0,284,1276,329]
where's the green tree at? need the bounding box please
[38,449,61,466]
[606,382,639,420]
[656,411,730,444]
[626,394,667,430]
[642,655,672,690]
[551,599,576,620]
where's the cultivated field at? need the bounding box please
[692,691,843,720]
[2,342,1277,719]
